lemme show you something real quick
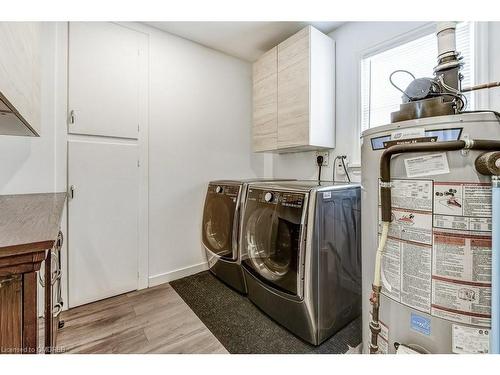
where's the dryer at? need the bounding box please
[241,181,362,345]
[202,179,293,294]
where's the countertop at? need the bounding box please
[0,192,66,257]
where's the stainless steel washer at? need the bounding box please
[202,179,293,294]
[241,181,362,345]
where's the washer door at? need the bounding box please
[242,189,305,296]
[202,184,239,260]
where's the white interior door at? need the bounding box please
[68,140,139,307]
[68,22,141,139]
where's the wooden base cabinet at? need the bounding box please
[0,193,66,354]
[0,252,45,354]
[0,275,22,353]
[252,26,335,153]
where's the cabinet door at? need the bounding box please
[68,22,143,139]
[68,140,139,307]
[253,47,277,83]
[277,27,310,149]
[0,275,22,353]
[252,47,277,152]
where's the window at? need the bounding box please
[360,22,475,132]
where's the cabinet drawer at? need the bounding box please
[253,47,277,83]
[277,58,309,149]
[253,73,277,151]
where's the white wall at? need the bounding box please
[0,23,59,194]
[0,22,69,313]
[2,21,500,298]
[0,22,265,301]
[144,25,266,284]
[272,22,430,182]
[272,22,500,182]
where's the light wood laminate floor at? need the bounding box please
[56,283,228,354]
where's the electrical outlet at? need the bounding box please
[315,151,329,166]
[336,155,348,175]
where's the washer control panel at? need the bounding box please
[208,184,240,198]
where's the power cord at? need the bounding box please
[341,156,351,182]
[333,155,351,182]
[316,155,324,182]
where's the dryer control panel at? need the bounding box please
[247,188,305,208]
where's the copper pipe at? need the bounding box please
[369,284,382,354]
[462,81,500,92]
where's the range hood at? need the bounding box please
[0,22,42,137]
[0,95,39,137]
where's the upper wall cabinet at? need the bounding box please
[252,47,278,152]
[252,26,335,153]
[68,22,147,139]
[0,22,42,136]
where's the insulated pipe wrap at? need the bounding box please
[380,187,392,222]
[475,152,500,176]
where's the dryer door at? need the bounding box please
[242,188,307,296]
[202,184,241,260]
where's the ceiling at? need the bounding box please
[143,22,344,62]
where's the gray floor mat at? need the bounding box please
[170,271,362,354]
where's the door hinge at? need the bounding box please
[69,185,75,199]
[137,160,140,167]
[137,124,140,132]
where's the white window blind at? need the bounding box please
[361,22,475,132]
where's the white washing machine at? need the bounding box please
[240,181,362,345]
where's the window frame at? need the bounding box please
[356,21,488,141]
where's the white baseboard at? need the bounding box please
[148,261,209,287]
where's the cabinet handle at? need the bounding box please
[69,185,75,199]
[56,231,64,249]
[69,110,75,125]
[53,303,63,317]
[51,269,62,286]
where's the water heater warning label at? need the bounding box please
[452,324,490,354]
[378,179,492,327]
[431,182,492,327]
[379,179,433,313]
[404,153,450,178]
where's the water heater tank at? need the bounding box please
[361,112,499,354]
